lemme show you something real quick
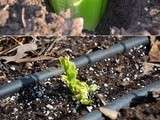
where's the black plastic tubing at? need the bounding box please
[0,36,150,99]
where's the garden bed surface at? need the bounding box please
[0,36,160,120]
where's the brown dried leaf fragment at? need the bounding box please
[0,10,9,27]
[0,0,16,6]
[142,62,160,75]
[143,62,154,75]
[149,41,160,63]
[100,107,119,120]
[0,43,37,63]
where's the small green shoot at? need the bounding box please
[59,56,98,105]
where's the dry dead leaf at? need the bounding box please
[142,62,160,75]
[51,9,84,36]
[149,41,160,63]
[143,62,154,75]
[99,107,119,120]
[0,10,9,27]
[0,43,37,63]
[0,0,16,6]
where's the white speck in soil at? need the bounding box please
[7,80,11,83]
[10,96,16,101]
[140,69,143,73]
[48,116,53,120]
[137,83,141,86]
[45,110,50,116]
[91,80,96,84]
[10,66,16,71]
[94,42,98,46]
[124,77,130,81]
[134,74,138,79]
[132,55,136,59]
[115,59,120,64]
[13,108,18,113]
[104,83,108,87]
[89,67,94,71]
[107,58,111,61]
[144,7,149,11]
[112,97,116,100]
[137,21,141,25]
[154,67,158,71]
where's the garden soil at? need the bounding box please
[0,36,160,120]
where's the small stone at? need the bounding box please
[46,104,54,110]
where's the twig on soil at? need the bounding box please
[44,37,62,55]
[15,56,56,63]
[0,45,17,55]
[21,7,26,28]
[9,36,23,45]
[97,94,106,105]
[2,4,9,11]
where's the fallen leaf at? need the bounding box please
[0,0,16,6]
[0,10,9,27]
[99,107,119,120]
[0,43,37,63]
[149,41,160,63]
[143,62,154,75]
[50,9,84,36]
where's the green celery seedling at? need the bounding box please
[49,0,108,31]
[59,56,98,105]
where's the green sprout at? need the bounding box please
[59,56,98,105]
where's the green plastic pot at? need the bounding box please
[49,0,108,31]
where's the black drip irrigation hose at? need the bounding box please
[0,36,150,99]
[80,80,160,120]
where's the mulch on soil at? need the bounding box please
[0,0,160,35]
[0,36,160,120]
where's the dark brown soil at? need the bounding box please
[0,36,160,120]
[97,0,160,35]
[0,0,160,35]
[118,100,160,120]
